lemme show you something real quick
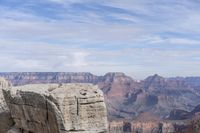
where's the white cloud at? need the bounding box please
[167,38,200,45]
[48,0,65,3]
[70,52,89,67]
[0,0,200,78]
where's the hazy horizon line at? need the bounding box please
[0,71,200,80]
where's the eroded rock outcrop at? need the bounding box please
[109,121,163,133]
[3,83,108,133]
[109,119,200,133]
[0,78,13,133]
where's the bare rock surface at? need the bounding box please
[0,78,11,111]
[0,78,13,133]
[3,83,108,133]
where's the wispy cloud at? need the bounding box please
[0,0,200,78]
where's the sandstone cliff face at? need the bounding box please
[2,83,108,133]
[109,121,163,133]
[0,78,13,133]
[97,72,139,120]
[0,78,10,111]
[109,118,200,133]
[109,120,197,133]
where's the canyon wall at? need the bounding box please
[1,72,200,121]
[1,73,200,132]
[109,119,200,133]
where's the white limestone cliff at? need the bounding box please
[1,82,108,133]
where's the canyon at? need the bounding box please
[1,72,200,132]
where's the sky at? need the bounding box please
[0,0,200,79]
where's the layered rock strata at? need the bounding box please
[109,119,200,133]
[2,83,108,133]
[1,72,200,120]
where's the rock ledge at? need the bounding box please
[2,83,108,133]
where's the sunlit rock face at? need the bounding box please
[0,78,13,133]
[3,83,108,133]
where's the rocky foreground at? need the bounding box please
[0,78,108,133]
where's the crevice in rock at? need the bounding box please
[80,100,103,105]
[46,100,49,122]
[76,97,79,116]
